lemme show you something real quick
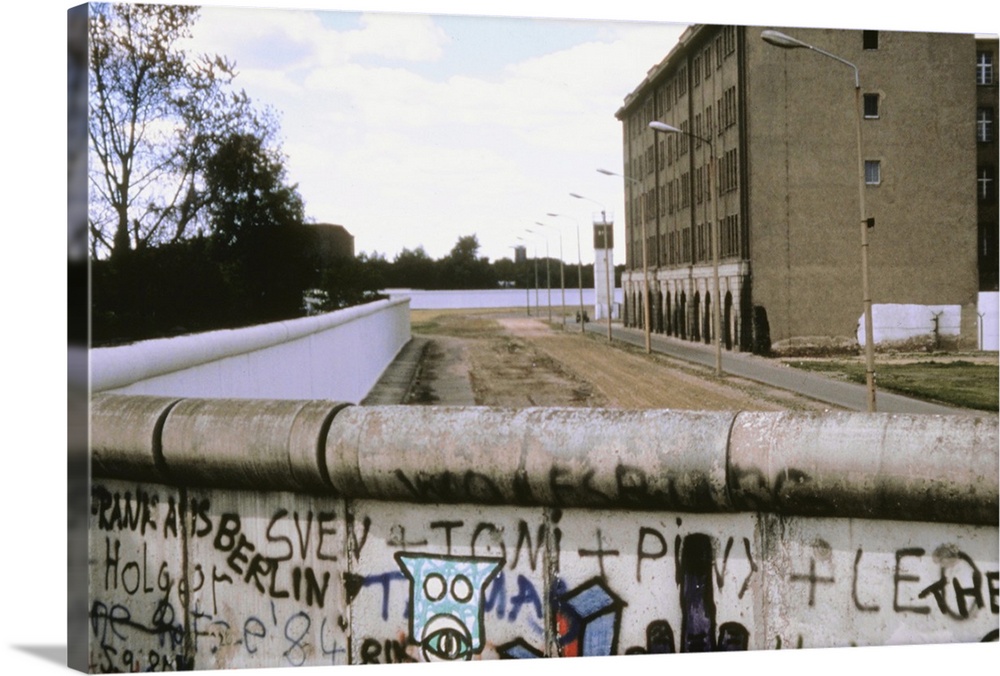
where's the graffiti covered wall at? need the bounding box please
[88,481,998,671]
[84,398,999,671]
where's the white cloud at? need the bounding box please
[336,13,451,62]
[183,5,690,261]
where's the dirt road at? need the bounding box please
[409,310,838,411]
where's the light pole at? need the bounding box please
[523,228,540,315]
[526,228,551,323]
[547,212,586,334]
[537,221,566,328]
[570,192,614,342]
[598,168,651,354]
[761,29,877,412]
[515,237,530,316]
[649,121,724,377]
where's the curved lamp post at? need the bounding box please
[570,192,614,342]
[597,168,651,354]
[649,121,723,377]
[761,29,876,412]
[548,212,586,334]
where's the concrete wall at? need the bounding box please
[853,297,999,351]
[858,304,962,349]
[90,299,410,404]
[980,292,999,351]
[385,288,622,311]
[83,396,999,671]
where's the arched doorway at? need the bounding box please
[665,291,673,336]
[654,287,664,333]
[724,291,733,350]
[679,292,687,340]
[692,292,701,342]
[703,292,712,345]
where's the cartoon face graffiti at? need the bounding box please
[394,553,504,661]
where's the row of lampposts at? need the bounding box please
[513,29,877,409]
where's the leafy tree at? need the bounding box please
[389,246,438,289]
[203,132,309,323]
[440,234,497,289]
[88,3,269,259]
[316,252,388,311]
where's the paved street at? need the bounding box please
[583,321,974,415]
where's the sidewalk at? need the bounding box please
[586,321,982,415]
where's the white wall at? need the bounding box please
[857,303,962,348]
[856,300,999,351]
[90,299,411,403]
[979,292,999,351]
[385,287,622,311]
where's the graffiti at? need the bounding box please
[88,480,999,667]
[395,553,504,661]
[484,572,545,629]
[891,546,999,619]
[789,539,836,607]
[577,529,620,579]
[359,637,417,664]
[554,577,626,657]
[89,598,189,673]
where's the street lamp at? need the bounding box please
[536,221,566,328]
[547,212,586,334]
[597,168,652,354]
[649,121,724,377]
[526,227,551,323]
[515,237,530,316]
[570,192,614,342]
[761,29,877,412]
[523,229,540,315]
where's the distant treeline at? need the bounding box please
[86,232,622,346]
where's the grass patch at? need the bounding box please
[789,360,999,411]
[410,310,500,338]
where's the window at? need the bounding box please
[720,87,738,131]
[863,93,879,118]
[977,51,994,85]
[704,48,712,79]
[979,166,995,201]
[864,160,881,185]
[978,108,994,143]
[723,26,736,56]
[863,30,878,50]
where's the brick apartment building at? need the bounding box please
[615,25,997,353]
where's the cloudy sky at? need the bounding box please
[181,4,689,263]
[79,0,997,266]
[168,1,989,266]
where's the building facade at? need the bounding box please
[617,25,990,354]
[977,37,999,292]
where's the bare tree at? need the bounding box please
[88,3,270,259]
